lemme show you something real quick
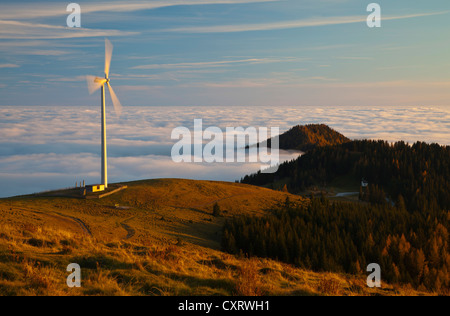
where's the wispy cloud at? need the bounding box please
[201,78,284,88]
[0,20,138,40]
[335,57,373,60]
[45,76,87,83]
[0,0,279,41]
[27,50,69,56]
[132,57,299,70]
[0,63,20,68]
[0,0,279,20]
[163,11,450,33]
[304,80,450,89]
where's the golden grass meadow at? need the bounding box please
[0,179,435,296]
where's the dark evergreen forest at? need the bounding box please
[242,140,450,215]
[228,137,450,293]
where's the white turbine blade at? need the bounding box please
[105,38,113,77]
[86,75,105,95]
[107,82,122,117]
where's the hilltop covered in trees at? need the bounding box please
[242,140,450,215]
[232,127,450,293]
[255,124,350,152]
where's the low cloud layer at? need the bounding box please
[0,105,449,198]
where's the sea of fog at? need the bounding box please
[0,105,449,198]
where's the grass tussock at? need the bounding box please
[235,259,264,296]
[317,276,342,296]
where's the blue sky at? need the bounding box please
[0,0,450,107]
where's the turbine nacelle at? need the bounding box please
[94,77,106,84]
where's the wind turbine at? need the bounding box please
[86,38,122,189]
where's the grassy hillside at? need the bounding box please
[0,179,434,296]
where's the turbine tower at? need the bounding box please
[86,39,122,189]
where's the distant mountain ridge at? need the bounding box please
[258,124,350,152]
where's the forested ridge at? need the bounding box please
[229,131,450,293]
[222,196,449,292]
[257,123,350,151]
[242,140,450,215]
